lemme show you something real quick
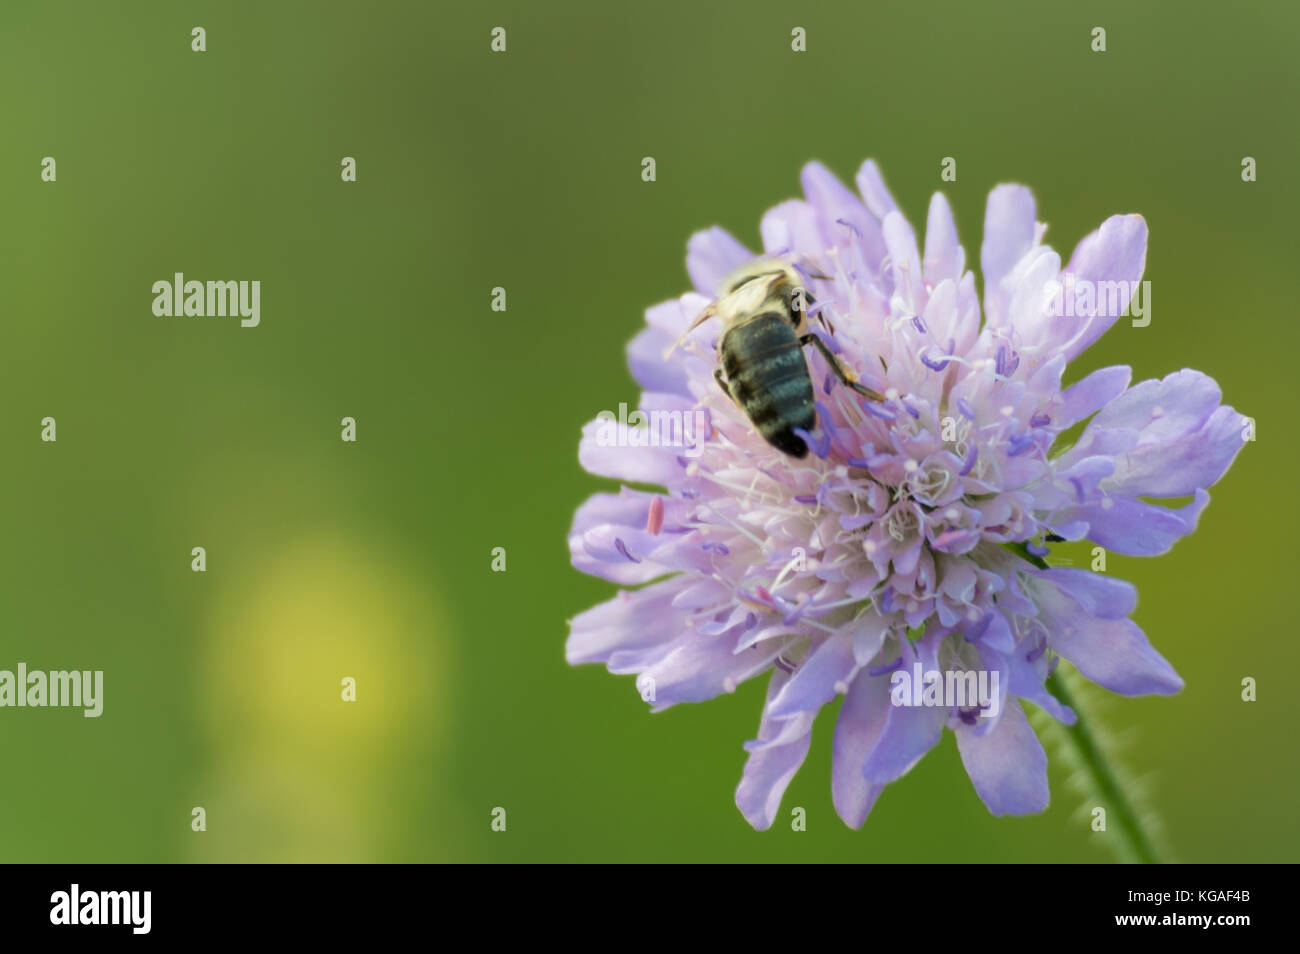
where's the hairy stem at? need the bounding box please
[1045,669,1162,864]
[1002,541,1164,863]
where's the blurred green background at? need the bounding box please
[0,0,1293,862]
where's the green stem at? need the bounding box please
[1001,542,1163,863]
[1045,670,1162,864]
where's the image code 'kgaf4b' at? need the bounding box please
[566,159,1248,829]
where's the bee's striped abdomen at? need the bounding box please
[720,312,816,458]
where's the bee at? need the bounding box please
[679,260,884,458]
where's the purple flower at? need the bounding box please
[567,160,1248,829]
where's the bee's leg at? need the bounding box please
[810,298,837,336]
[713,368,736,404]
[801,334,885,403]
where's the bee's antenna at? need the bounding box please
[665,304,717,359]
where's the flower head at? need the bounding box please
[567,160,1247,828]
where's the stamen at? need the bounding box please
[777,594,808,625]
[614,538,641,563]
[1007,433,1035,456]
[770,552,808,592]
[694,500,764,547]
[995,345,1020,378]
[921,348,951,372]
[959,444,978,476]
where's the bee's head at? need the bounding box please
[722,259,801,295]
[720,260,812,326]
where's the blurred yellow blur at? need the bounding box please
[191,532,447,862]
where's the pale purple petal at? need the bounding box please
[1091,368,1220,443]
[1090,371,1247,497]
[631,632,782,709]
[735,669,816,829]
[569,491,677,584]
[855,159,899,220]
[1056,489,1210,556]
[1034,580,1184,695]
[566,578,687,665]
[831,671,891,827]
[768,632,857,717]
[956,698,1049,815]
[1057,365,1132,428]
[1057,214,1147,361]
[801,160,889,270]
[760,199,823,258]
[1003,649,1076,725]
[579,416,687,487]
[882,210,924,309]
[1055,617,1183,696]
[686,226,753,298]
[1035,567,1137,619]
[862,644,948,784]
[626,327,691,396]
[980,184,1037,323]
[923,192,964,285]
[1104,404,1246,498]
